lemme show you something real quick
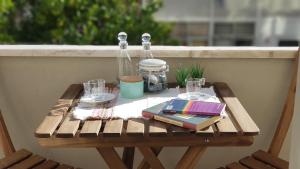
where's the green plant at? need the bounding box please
[0,0,178,45]
[175,67,190,88]
[175,65,205,87]
[190,65,204,79]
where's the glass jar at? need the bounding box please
[138,59,169,92]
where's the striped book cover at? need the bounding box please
[162,99,226,116]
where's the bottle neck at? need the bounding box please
[142,43,153,60]
[142,49,153,60]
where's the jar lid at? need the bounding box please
[139,59,167,71]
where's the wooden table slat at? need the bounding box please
[196,126,215,136]
[169,125,194,135]
[59,84,83,103]
[103,119,124,137]
[149,121,167,136]
[215,110,239,135]
[56,116,80,138]
[51,84,83,116]
[80,120,102,137]
[214,82,260,135]
[126,119,145,136]
[35,115,63,138]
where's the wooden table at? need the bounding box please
[34,82,260,169]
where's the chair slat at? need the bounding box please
[56,116,80,138]
[239,156,273,169]
[252,150,288,169]
[80,120,102,137]
[126,119,145,136]
[55,164,74,169]
[32,160,59,169]
[214,82,260,135]
[226,162,249,169]
[0,149,32,169]
[103,119,123,137]
[149,121,167,136]
[10,155,45,169]
[35,115,63,138]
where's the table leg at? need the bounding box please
[122,147,135,169]
[137,147,163,169]
[175,146,207,169]
[138,146,165,169]
[97,147,127,169]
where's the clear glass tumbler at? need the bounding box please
[186,78,206,100]
[83,79,105,98]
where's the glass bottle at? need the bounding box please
[141,33,154,60]
[117,32,134,81]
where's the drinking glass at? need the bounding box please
[186,78,206,100]
[83,79,106,98]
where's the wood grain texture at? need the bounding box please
[214,82,260,135]
[196,126,215,136]
[169,125,193,136]
[37,135,254,148]
[126,119,144,136]
[268,48,299,156]
[252,150,288,169]
[0,111,15,156]
[0,149,32,169]
[175,146,207,169]
[32,160,59,169]
[215,112,238,135]
[80,120,102,137]
[55,164,74,169]
[35,115,63,138]
[122,147,135,169]
[50,84,82,116]
[9,155,46,169]
[226,162,248,169]
[56,116,80,138]
[97,147,127,169]
[148,121,167,136]
[103,119,123,137]
[239,156,273,169]
[137,147,163,169]
[138,147,165,169]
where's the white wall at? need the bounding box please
[0,47,294,168]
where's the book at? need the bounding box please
[142,102,222,131]
[162,99,226,116]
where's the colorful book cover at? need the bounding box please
[142,101,222,131]
[162,99,226,116]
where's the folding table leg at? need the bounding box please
[138,146,165,169]
[122,147,135,169]
[137,147,163,169]
[96,147,127,169]
[175,146,207,169]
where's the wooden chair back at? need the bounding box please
[0,110,15,156]
[268,47,299,157]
